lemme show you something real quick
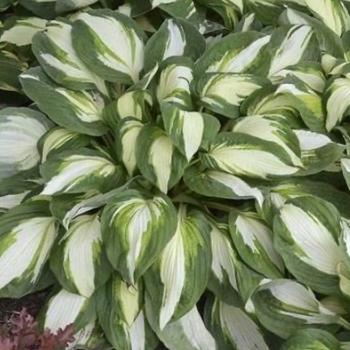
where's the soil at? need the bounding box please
[0,288,52,325]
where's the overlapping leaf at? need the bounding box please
[0,107,53,179]
[101,189,177,284]
[144,205,212,330]
[50,214,111,297]
[20,67,108,136]
[135,125,187,193]
[273,196,343,294]
[40,148,125,195]
[0,201,57,297]
[72,9,146,84]
[32,19,107,93]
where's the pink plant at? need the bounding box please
[0,308,75,350]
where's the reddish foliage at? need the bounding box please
[0,308,75,350]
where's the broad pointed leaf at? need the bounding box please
[40,148,125,195]
[145,302,216,350]
[50,214,112,297]
[197,73,269,118]
[207,220,242,306]
[101,189,177,284]
[0,107,53,179]
[20,67,108,136]
[268,25,319,82]
[229,210,284,279]
[195,31,270,76]
[276,76,326,133]
[273,196,342,294]
[0,17,47,46]
[184,164,263,204]
[40,288,96,333]
[0,201,57,297]
[205,297,269,350]
[156,57,194,110]
[115,117,143,176]
[144,205,212,330]
[98,274,158,350]
[250,279,340,339]
[144,18,205,72]
[232,115,302,167]
[32,19,107,93]
[201,132,301,179]
[38,126,92,163]
[161,102,220,161]
[304,0,350,36]
[135,125,187,193]
[72,9,146,84]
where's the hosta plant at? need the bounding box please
[4,0,350,349]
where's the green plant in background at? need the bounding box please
[4,0,350,349]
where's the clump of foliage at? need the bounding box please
[0,308,75,350]
[4,0,350,349]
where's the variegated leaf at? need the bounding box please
[101,189,177,284]
[280,328,341,350]
[294,130,345,175]
[207,220,242,306]
[144,17,205,72]
[41,288,97,333]
[50,214,112,297]
[38,126,92,163]
[250,279,341,339]
[144,205,212,330]
[304,0,350,36]
[0,201,57,297]
[229,210,284,279]
[164,1,201,23]
[268,25,319,82]
[261,179,350,223]
[156,57,194,110]
[201,132,300,179]
[197,73,269,118]
[276,76,326,132]
[232,115,302,167]
[279,7,344,57]
[0,17,47,46]
[273,62,325,93]
[98,274,158,350]
[325,76,350,132]
[115,117,143,177]
[0,107,53,180]
[20,67,108,136]
[146,302,216,350]
[135,125,187,193]
[0,50,27,92]
[0,169,40,213]
[72,9,146,84]
[40,148,125,195]
[205,297,269,350]
[116,90,152,122]
[32,20,107,93]
[195,31,270,76]
[102,90,152,131]
[240,85,301,127]
[273,196,342,294]
[184,164,263,204]
[161,102,220,161]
